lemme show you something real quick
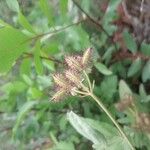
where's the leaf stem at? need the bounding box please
[89,92,135,150]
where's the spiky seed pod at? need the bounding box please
[82,48,93,66]
[51,88,66,102]
[52,73,68,88]
[65,69,82,86]
[65,55,83,71]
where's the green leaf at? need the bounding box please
[139,84,147,97]
[67,111,106,146]
[103,0,122,24]
[94,62,112,75]
[142,60,150,82]
[123,31,137,53]
[34,41,44,75]
[67,111,132,150]
[127,58,142,77]
[52,141,75,150]
[18,12,35,33]
[85,119,119,138]
[140,42,150,56]
[119,80,132,99]
[0,25,28,72]
[20,58,31,75]
[12,101,37,138]
[39,0,54,25]
[93,136,131,150]
[22,74,33,86]
[60,0,68,17]
[100,75,118,102]
[27,87,43,99]
[6,0,19,12]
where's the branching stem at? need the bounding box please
[79,71,135,150]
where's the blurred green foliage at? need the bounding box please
[0,0,150,149]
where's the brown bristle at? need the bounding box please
[51,88,66,102]
[65,55,83,71]
[52,73,68,88]
[82,48,93,66]
[65,69,82,86]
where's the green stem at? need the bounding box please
[89,92,135,150]
[83,70,92,92]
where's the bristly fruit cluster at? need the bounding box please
[51,48,93,102]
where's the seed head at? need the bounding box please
[51,47,94,102]
[65,55,83,71]
[51,88,66,102]
[52,73,68,88]
[82,48,93,66]
[65,69,82,86]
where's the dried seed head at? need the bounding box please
[70,87,78,96]
[52,73,68,88]
[82,48,93,66]
[65,55,83,71]
[51,88,66,102]
[65,69,82,86]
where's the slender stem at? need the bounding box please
[89,92,135,150]
[24,19,84,43]
[73,89,88,95]
[83,70,92,92]
[23,52,62,64]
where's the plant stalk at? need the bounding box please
[89,92,135,150]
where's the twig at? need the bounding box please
[23,52,63,64]
[72,0,118,51]
[24,19,84,43]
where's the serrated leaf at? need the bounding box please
[6,0,19,12]
[67,111,106,145]
[142,60,150,82]
[12,101,37,138]
[107,136,131,150]
[67,111,132,150]
[119,80,132,99]
[95,62,112,75]
[0,25,28,72]
[123,31,137,53]
[85,119,119,138]
[127,58,142,77]
[18,11,35,33]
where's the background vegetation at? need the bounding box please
[0,0,150,149]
